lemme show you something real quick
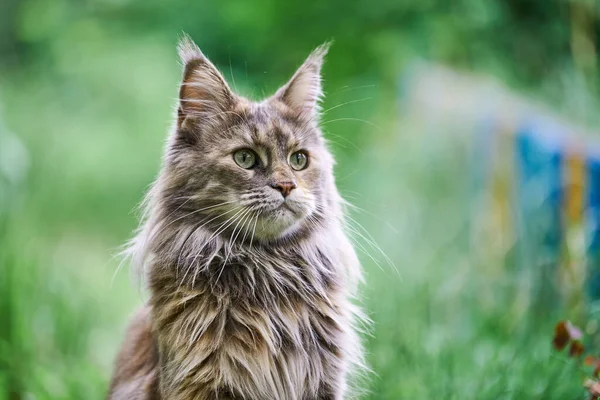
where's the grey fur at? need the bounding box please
[108,36,366,400]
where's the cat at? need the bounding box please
[107,35,366,400]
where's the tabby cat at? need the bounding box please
[107,36,366,400]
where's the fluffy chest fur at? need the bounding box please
[148,235,359,400]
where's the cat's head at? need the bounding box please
[155,36,339,244]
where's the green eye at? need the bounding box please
[233,149,257,169]
[289,151,308,171]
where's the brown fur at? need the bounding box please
[108,36,366,400]
[107,307,159,399]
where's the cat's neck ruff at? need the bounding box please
[141,214,353,293]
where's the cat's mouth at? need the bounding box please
[272,199,304,216]
[231,193,314,241]
[261,202,299,220]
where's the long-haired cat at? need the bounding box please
[107,36,366,400]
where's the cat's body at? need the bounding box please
[107,37,365,400]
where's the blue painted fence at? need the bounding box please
[478,116,600,312]
[400,63,600,314]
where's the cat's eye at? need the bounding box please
[289,151,308,171]
[233,149,257,169]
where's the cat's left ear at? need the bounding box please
[273,42,330,118]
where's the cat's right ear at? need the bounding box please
[177,35,235,129]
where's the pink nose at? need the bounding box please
[270,181,297,198]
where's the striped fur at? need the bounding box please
[108,36,366,400]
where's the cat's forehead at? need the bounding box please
[228,99,317,148]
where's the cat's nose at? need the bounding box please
[270,181,297,198]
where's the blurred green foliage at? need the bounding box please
[1,0,599,398]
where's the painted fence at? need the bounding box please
[400,63,600,315]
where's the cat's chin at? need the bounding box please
[251,209,305,242]
[254,224,301,243]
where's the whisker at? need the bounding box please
[321,97,372,115]
[346,230,387,275]
[224,207,254,263]
[176,206,238,264]
[160,196,197,223]
[344,201,399,234]
[323,128,363,153]
[322,118,382,131]
[240,209,257,245]
[330,84,376,94]
[249,212,260,250]
[213,209,253,284]
[150,200,238,255]
[112,198,233,285]
[345,218,399,277]
[177,207,242,285]
[168,200,237,227]
[336,169,360,182]
[186,205,249,281]
[321,137,348,149]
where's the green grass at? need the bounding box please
[0,32,594,400]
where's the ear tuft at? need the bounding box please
[273,41,331,118]
[176,34,235,129]
[308,41,332,65]
[177,33,205,65]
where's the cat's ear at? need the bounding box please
[177,35,235,128]
[273,42,330,118]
